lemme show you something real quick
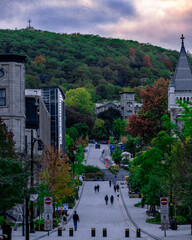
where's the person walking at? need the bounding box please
[116,191,119,200]
[109,179,112,187]
[97,184,100,192]
[116,184,119,192]
[114,185,116,193]
[62,213,67,230]
[94,185,97,193]
[105,194,109,205]
[73,211,80,231]
[110,195,114,204]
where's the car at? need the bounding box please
[95,143,100,149]
[89,139,96,144]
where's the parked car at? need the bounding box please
[95,143,100,149]
[89,139,96,144]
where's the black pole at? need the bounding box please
[22,204,25,236]
[26,197,29,240]
[30,130,35,233]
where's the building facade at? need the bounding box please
[120,92,135,119]
[25,89,51,154]
[168,35,192,128]
[41,86,65,152]
[0,54,27,151]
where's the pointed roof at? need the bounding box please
[173,34,192,90]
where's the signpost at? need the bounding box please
[44,197,53,231]
[160,197,169,237]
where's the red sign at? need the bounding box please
[160,197,168,206]
[105,158,108,161]
[44,197,52,205]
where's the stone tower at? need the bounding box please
[168,35,192,128]
[0,54,27,151]
[120,92,135,119]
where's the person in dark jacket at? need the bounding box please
[105,194,109,205]
[73,211,80,231]
[110,195,114,204]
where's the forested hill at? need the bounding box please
[0,29,187,102]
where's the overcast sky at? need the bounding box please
[1,0,192,52]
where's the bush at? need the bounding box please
[135,201,142,207]
[109,165,119,175]
[176,216,188,225]
[146,212,161,224]
[34,218,44,231]
[0,216,9,226]
[84,165,100,173]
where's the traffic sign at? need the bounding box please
[160,197,168,206]
[44,197,53,231]
[44,197,52,205]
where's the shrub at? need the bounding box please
[0,216,9,226]
[176,216,188,225]
[109,165,119,175]
[84,165,100,173]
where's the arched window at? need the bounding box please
[180,97,182,101]
[187,97,189,101]
[184,97,186,102]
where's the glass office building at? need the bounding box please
[41,86,65,152]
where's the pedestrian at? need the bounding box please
[109,179,112,187]
[105,194,109,205]
[73,211,80,231]
[94,185,97,193]
[114,185,116,192]
[62,213,67,230]
[110,195,114,204]
[116,184,119,192]
[97,184,100,192]
[116,191,119,200]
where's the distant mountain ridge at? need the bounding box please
[0,29,189,102]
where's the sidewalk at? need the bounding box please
[120,182,192,240]
[3,184,84,240]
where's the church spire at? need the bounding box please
[181,34,185,47]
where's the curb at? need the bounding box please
[120,186,161,240]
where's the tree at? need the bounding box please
[0,118,28,212]
[126,78,169,144]
[65,88,95,115]
[41,145,75,203]
[111,145,122,165]
[112,118,127,141]
[143,54,153,68]
[0,158,29,212]
[93,118,108,140]
[0,118,15,158]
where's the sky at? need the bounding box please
[1,0,192,52]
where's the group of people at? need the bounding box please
[61,210,80,231]
[94,184,100,192]
[104,178,120,205]
[104,194,114,205]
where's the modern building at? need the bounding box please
[168,35,192,129]
[41,86,65,152]
[25,89,51,154]
[0,53,27,152]
[120,92,135,119]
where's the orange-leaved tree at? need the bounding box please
[41,144,75,203]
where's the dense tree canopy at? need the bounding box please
[126,78,169,144]
[0,29,183,102]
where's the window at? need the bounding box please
[0,89,6,106]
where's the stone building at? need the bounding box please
[168,35,192,128]
[0,54,27,151]
[120,92,135,119]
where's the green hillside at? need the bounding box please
[0,29,186,102]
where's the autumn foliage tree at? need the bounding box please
[41,145,75,203]
[143,54,153,68]
[126,78,169,144]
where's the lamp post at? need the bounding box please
[30,129,35,233]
